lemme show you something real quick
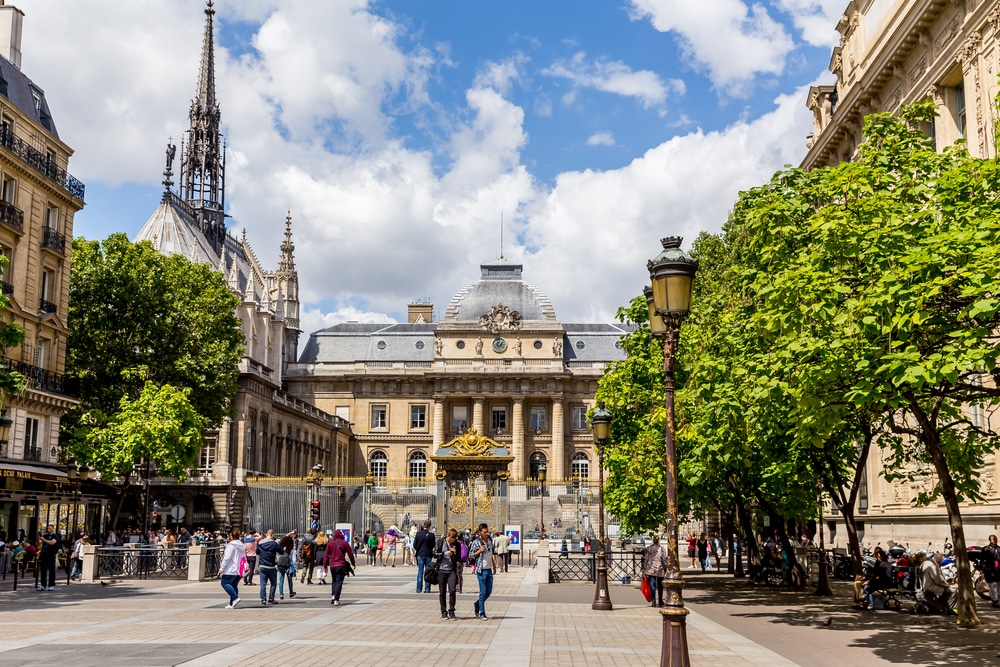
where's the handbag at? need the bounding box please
[238,556,250,577]
[423,560,439,585]
[641,576,653,602]
[276,553,291,568]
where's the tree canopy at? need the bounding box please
[0,254,25,400]
[63,233,244,483]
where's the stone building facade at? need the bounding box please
[286,260,628,488]
[804,0,1000,548]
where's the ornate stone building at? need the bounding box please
[287,259,628,488]
[132,2,351,530]
[804,0,1000,548]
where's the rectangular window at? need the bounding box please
[199,439,217,468]
[955,82,966,139]
[335,406,350,420]
[2,175,15,204]
[530,407,546,432]
[410,404,426,430]
[452,405,467,432]
[370,404,387,430]
[491,407,507,434]
[36,338,49,370]
[572,406,587,430]
[41,269,53,301]
[46,205,59,231]
[23,416,40,461]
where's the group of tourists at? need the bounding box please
[218,527,356,609]
[686,532,726,571]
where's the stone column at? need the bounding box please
[513,399,524,480]
[551,398,564,481]
[188,544,207,581]
[473,397,485,434]
[80,544,99,583]
[536,538,550,585]
[432,397,445,479]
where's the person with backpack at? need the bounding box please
[218,528,247,609]
[314,530,329,585]
[435,529,464,620]
[323,529,356,606]
[276,531,297,600]
[256,530,280,605]
[982,534,1000,608]
[243,532,258,585]
[299,529,317,584]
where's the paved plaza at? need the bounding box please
[1,564,998,666]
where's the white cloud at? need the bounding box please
[15,0,815,331]
[587,132,615,147]
[628,0,795,95]
[774,0,843,47]
[542,52,680,108]
[299,305,396,337]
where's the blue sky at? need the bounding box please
[18,0,841,331]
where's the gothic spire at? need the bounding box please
[278,211,296,276]
[179,0,226,254]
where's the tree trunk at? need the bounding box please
[725,508,736,574]
[107,473,131,534]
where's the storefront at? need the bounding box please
[0,462,114,542]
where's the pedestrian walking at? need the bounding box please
[242,532,258,585]
[376,531,385,565]
[277,531,297,600]
[256,529,279,605]
[299,529,316,584]
[218,528,246,609]
[436,528,463,620]
[712,533,724,570]
[492,531,510,573]
[469,523,495,620]
[642,535,667,607]
[323,529,356,606]
[687,534,697,569]
[413,520,435,593]
[37,525,58,591]
[366,531,378,566]
[696,533,709,572]
[982,534,1000,608]
[314,530,329,584]
[384,528,398,567]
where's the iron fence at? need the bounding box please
[545,549,645,583]
[205,546,222,579]
[96,547,189,580]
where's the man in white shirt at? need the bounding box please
[492,531,510,573]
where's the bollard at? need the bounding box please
[536,539,550,585]
[188,545,207,581]
[81,544,99,583]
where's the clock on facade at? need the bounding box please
[492,337,507,353]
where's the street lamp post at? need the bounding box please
[646,236,698,667]
[307,463,324,531]
[65,460,90,584]
[365,470,375,533]
[590,401,612,611]
[538,462,547,539]
[572,472,581,535]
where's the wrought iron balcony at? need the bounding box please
[24,447,42,462]
[1,280,11,296]
[2,356,79,398]
[39,299,57,314]
[0,126,86,202]
[0,198,23,232]
[41,226,66,253]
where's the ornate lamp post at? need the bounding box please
[572,472,581,535]
[65,460,90,584]
[538,462,547,539]
[365,470,375,533]
[590,401,612,611]
[308,463,324,530]
[646,236,698,667]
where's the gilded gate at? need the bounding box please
[432,428,513,532]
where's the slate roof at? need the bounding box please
[444,260,556,322]
[0,53,58,137]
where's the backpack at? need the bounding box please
[303,542,314,561]
[460,540,469,562]
[276,552,291,568]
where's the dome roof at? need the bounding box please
[444,261,556,322]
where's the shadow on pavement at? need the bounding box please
[685,574,1000,666]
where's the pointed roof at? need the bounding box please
[134,197,219,270]
[277,212,296,276]
[195,1,218,118]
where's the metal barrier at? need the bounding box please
[96,547,189,580]
[205,546,222,579]
[546,549,645,583]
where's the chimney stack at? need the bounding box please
[0,2,24,70]
[408,303,433,324]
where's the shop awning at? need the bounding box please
[0,462,68,483]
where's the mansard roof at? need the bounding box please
[0,54,58,137]
[444,260,556,322]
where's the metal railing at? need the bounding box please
[39,299,57,314]
[2,357,78,397]
[23,447,41,462]
[0,126,86,201]
[96,547,189,579]
[41,226,66,253]
[1,280,12,295]
[0,199,23,232]
[205,546,222,578]
[546,549,645,583]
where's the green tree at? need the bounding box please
[0,254,26,400]
[63,234,244,525]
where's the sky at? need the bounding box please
[16,0,842,335]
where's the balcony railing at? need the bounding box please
[41,226,66,253]
[0,199,23,232]
[23,447,41,462]
[2,357,79,398]
[1,280,12,296]
[39,299,56,314]
[0,126,86,202]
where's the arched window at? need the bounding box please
[247,410,257,473]
[259,414,269,473]
[529,452,547,479]
[369,450,388,482]
[571,451,590,480]
[409,451,427,480]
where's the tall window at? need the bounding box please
[35,338,49,370]
[452,405,468,433]
[410,404,426,430]
[491,407,507,434]
[46,205,59,231]
[371,404,387,430]
[409,451,427,479]
[1,175,15,204]
[260,414,269,473]
[571,406,587,430]
[955,82,966,139]
[529,452,547,478]
[369,451,388,482]
[23,416,40,460]
[571,452,590,480]
[200,437,217,469]
[247,411,257,473]
[530,407,546,432]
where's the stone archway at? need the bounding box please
[431,428,513,532]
